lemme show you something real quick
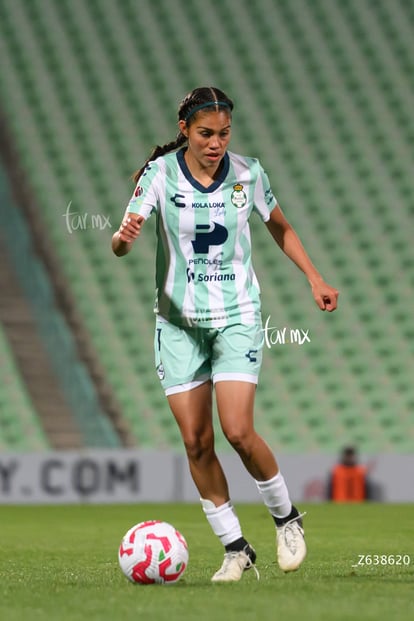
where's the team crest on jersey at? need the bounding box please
[231,183,247,208]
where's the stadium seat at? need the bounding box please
[0,0,413,452]
[0,324,50,451]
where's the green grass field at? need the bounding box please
[0,503,413,621]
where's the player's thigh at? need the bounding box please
[167,381,215,448]
[215,380,257,440]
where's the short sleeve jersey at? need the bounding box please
[127,148,277,327]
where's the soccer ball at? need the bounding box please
[118,520,189,584]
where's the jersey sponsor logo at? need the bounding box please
[186,267,235,284]
[231,183,247,208]
[197,272,235,282]
[170,193,186,208]
[191,222,228,253]
[188,257,223,267]
[192,201,225,209]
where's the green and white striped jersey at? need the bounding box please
[127,148,277,327]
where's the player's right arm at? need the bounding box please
[113,160,160,256]
[112,210,145,256]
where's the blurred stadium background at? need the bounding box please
[0,0,413,499]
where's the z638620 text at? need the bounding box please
[352,554,411,567]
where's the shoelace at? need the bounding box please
[217,550,260,581]
[278,511,307,552]
[244,554,260,581]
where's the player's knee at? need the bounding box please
[223,427,252,453]
[183,435,214,463]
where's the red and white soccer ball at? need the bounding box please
[118,520,189,585]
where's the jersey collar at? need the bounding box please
[177,148,230,193]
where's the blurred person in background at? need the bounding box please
[327,446,373,502]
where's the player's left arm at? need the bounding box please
[265,205,339,312]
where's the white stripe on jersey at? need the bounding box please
[176,172,196,319]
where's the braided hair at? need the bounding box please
[132,87,233,183]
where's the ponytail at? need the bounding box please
[132,132,187,184]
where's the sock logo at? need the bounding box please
[191,222,228,254]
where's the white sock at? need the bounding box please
[200,498,243,546]
[255,471,292,519]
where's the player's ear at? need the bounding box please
[178,120,188,137]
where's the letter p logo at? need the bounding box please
[191,222,228,254]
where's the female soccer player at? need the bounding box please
[112,86,338,582]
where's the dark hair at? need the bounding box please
[132,87,233,183]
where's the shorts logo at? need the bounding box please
[191,222,228,254]
[245,349,258,362]
[231,183,247,208]
[170,193,186,208]
[156,363,165,380]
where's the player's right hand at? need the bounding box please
[118,215,144,243]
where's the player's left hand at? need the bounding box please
[310,280,339,312]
